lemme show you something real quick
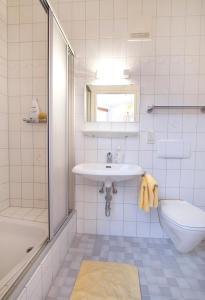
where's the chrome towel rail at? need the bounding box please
[147,105,205,113]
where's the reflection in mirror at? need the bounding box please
[86,85,138,122]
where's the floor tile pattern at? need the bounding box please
[47,234,205,300]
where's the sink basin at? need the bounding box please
[72,163,144,186]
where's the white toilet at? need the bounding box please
[159,200,205,253]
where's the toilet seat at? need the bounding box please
[160,200,205,231]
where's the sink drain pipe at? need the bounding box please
[105,187,112,217]
[99,182,117,217]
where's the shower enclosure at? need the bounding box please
[0,0,74,298]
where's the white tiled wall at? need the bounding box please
[0,0,9,212]
[7,0,48,209]
[51,0,205,238]
[15,213,76,300]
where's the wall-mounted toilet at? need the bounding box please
[159,200,205,253]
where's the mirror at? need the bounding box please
[86,85,139,122]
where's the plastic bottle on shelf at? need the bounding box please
[30,97,40,122]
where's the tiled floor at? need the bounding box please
[47,234,205,300]
[0,207,48,223]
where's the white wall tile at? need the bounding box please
[124,204,137,221]
[86,0,99,20]
[84,219,97,234]
[123,221,137,237]
[180,170,194,188]
[172,0,186,16]
[195,152,205,170]
[166,170,181,187]
[194,189,205,206]
[7,0,48,210]
[171,17,185,36]
[84,185,98,203]
[111,204,123,221]
[194,170,205,188]
[180,188,194,203]
[84,202,97,219]
[157,0,171,16]
[186,0,202,16]
[100,0,114,19]
[110,220,123,236]
[97,220,110,235]
[137,222,150,237]
[186,16,201,35]
[150,222,163,238]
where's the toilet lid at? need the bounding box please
[160,200,205,229]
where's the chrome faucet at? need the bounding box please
[106,152,112,163]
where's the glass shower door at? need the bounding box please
[49,12,69,237]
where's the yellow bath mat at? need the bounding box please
[70,260,141,300]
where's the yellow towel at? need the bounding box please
[139,174,158,212]
[70,260,141,300]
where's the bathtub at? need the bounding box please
[0,216,48,297]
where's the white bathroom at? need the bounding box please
[0,0,205,299]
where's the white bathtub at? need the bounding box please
[0,216,48,296]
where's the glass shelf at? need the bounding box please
[22,118,47,124]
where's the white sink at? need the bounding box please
[72,163,144,186]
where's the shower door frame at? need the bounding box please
[40,0,75,240]
[48,5,75,240]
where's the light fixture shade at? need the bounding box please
[95,69,130,80]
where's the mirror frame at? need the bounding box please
[85,84,140,123]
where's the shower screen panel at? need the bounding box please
[49,12,69,237]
